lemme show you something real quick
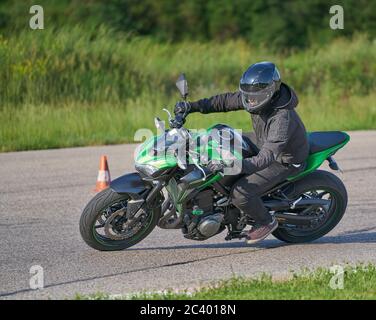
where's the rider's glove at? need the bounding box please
[174,101,191,116]
[170,113,186,129]
[207,160,226,174]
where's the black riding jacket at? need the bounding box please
[189,83,310,174]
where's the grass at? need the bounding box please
[1,92,375,152]
[75,264,376,300]
[1,27,375,152]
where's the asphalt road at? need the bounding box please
[1,131,375,299]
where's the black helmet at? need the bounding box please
[239,61,281,113]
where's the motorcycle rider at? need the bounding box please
[174,61,309,244]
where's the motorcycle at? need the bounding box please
[80,74,349,251]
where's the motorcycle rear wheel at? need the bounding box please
[79,188,160,251]
[272,170,348,243]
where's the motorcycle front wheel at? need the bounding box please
[79,188,160,251]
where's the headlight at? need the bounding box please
[135,163,159,177]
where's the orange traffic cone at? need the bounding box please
[94,155,111,192]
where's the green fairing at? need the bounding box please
[135,135,178,169]
[135,126,242,168]
[135,127,350,190]
[197,173,222,189]
[288,132,350,181]
[165,178,198,212]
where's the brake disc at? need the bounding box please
[104,207,146,240]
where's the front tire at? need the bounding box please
[272,170,348,243]
[79,188,160,251]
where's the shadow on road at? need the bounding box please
[130,231,376,251]
[317,231,376,244]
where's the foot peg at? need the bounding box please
[225,231,248,241]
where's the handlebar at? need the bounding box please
[163,108,186,129]
[160,108,225,180]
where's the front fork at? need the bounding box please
[126,181,165,223]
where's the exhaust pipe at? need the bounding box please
[264,198,329,211]
[274,213,316,226]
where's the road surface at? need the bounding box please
[0,131,375,299]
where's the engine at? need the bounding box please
[182,189,225,240]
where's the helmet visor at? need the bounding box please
[240,82,276,112]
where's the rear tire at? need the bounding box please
[272,170,348,243]
[79,188,160,251]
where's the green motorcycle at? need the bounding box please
[80,74,349,251]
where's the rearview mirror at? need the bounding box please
[176,74,188,99]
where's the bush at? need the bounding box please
[0,27,375,151]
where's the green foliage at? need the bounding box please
[1,27,375,107]
[0,1,375,151]
[0,26,375,152]
[0,0,375,48]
